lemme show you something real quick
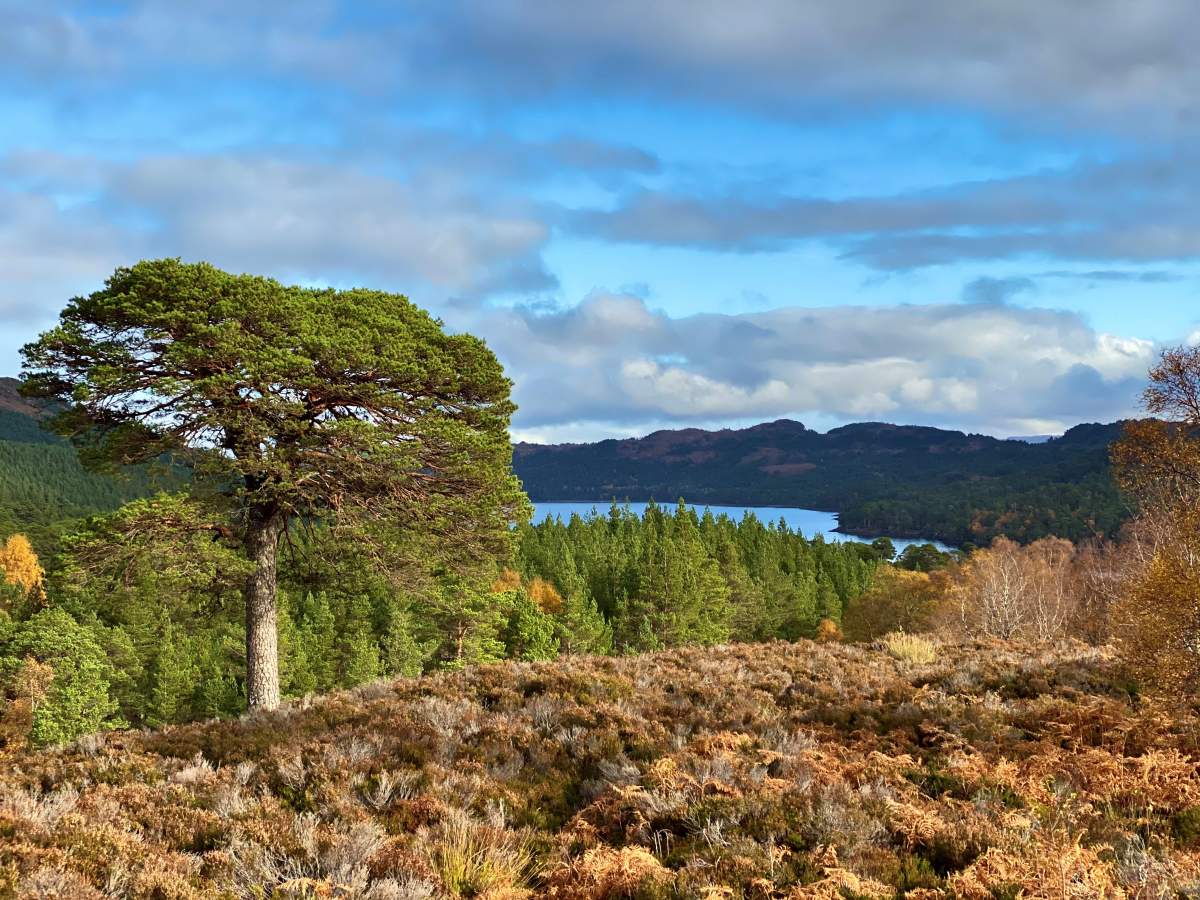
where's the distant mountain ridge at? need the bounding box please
[514,417,1130,546]
[0,377,64,445]
[1,373,1131,547]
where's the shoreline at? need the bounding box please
[528,497,959,550]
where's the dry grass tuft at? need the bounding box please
[428,808,533,898]
[543,846,672,899]
[881,631,938,665]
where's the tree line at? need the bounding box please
[515,501,884,651]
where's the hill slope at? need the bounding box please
[2,639,1197,897]
[514,419,1130,545]
[0,378,183,552]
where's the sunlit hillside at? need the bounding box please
[3,638,1198,898]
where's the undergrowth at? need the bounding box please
[1,638,1198,897]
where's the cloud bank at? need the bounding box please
[474,296,1153,440]
[9,1,1200,129]
[567,155,1200,270]
[1,0,1194,440]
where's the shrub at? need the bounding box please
[842,565,946,641]
[816,618,843,643]
[1113,528,1200,696]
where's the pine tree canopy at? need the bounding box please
[19,259,528,709]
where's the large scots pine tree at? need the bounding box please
[21,259,525,710]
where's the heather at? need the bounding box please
[2,638,1198,898]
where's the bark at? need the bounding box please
[245,506,284,710]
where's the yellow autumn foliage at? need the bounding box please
[1113,530,1200,696]
[491,567,523,594]
[815,617,842,642]
[0,534,45,602]
[526,577,563,615]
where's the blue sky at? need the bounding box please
[3,1,1199,440]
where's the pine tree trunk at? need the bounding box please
[245,506,284,710]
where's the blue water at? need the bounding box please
[531,501,954,554]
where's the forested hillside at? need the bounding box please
[2,375,1128,550]
[0,378,181,553]
[514,418,1130,545]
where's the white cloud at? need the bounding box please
[0,187,127,325]
[110,155,551,293]
[466,295,1156,439]
[619,359,792,417]
[0,148,564,335]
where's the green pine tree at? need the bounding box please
[422,577,507,669]
[555,572,612,656]
[816,574,842,624]
[192,626,243,718]
[502,590,558,661]
[98,625,145,724]
[339,595,382,687]
[379,596,434,678]
[295,592,337,692]
[146,612,197,727]
[3,608,123,746]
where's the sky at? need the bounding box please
[3,2,1200,442]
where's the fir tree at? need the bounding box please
[379,597,433,678]
[147,612,196,727]
[193,637,243,719]
[555,568,612,656]
[99,625,145,724]
[816,575,842,624]
[502,591,558,661]
[295,592,337,692]
[339,595,383,687]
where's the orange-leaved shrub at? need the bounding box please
[1110,345,1200,697]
